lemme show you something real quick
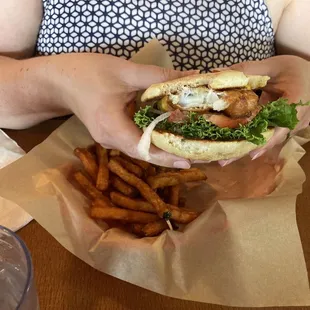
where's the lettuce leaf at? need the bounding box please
[133,99,309,145]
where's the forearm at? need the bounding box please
[0,56,70,129]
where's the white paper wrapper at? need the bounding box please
[0,130,32,231]
[0,40,309,307]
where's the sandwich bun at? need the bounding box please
[141,70,270,103]
[150,128,274,161]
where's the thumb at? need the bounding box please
[129,64,200,89]
[228,59,276,78]
[110,112,191,168]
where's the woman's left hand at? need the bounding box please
[212,55,310,166]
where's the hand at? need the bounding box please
[215,55,310,166]
[48,53,195,168]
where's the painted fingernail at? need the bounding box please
[251,149,267,160]
[173,161,191,169]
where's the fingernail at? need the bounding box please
[218,160,230,167]
[251,149,267,160]
[173,161,191,169]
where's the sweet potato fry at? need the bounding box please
[73,171,103,200]
[91,203,159,224]
[120,153,150,170]
[169,206,199,224]
[159,187,170,202]
[110,187,198,224]
[114,156,144,178]
[147,168,207,189]
[142,220,169,237]
[95,143,109,191]
[108,159,171,219]
[178,197,186,208]
[130,158,150,170]
[87,144,97,159]
[131,223,145,236]
[169,185,180,206]
[95,143,108,164]
[110,192,155,213]
[109,149,121,157]
[92,196,115,209]
[110,175,138,197]
[74,147,98,182]
[146,165,157,177]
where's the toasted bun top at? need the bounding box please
[141,70,270,102]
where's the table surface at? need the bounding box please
[4,119,310,310]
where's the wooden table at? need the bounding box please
[4,120,310,310]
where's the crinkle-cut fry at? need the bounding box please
[142,220,169,237]
[110,175,138,198]
[74,147,99,182]
[114,156,144,178]
[110,192,156,213]
[73,171,103,200]
[91,202,159,224]
[109,149,121,157]
[95,143,109,191]
[108,159,171,219]
[147,168,207,189]
[169,185,180,206]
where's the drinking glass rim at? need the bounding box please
[0,225,34,309]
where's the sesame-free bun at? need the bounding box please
[150,128,274,161]
[141,70,270,102]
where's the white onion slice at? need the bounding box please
[137,111,172,161]
[166,219,173,231]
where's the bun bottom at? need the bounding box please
[151,129,274,161]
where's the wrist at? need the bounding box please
[24,56,72,114]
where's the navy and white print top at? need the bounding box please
[36,0,275,72]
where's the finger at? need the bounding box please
[148,146,191,169]
[228,59,276,77]
[292,105,310,134]
[218,157,241,167]
[128,64,200,89]
[106,113,190,168]
[258,91,280,105]
[191,160,212,164]
[249,127,289,159]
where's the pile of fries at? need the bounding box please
[72,143,207,237]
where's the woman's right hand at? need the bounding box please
[45,53,194,168]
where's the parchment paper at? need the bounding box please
[0,130,32,231]
[0,40,309,307]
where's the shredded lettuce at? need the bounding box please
[133,99,309,145]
